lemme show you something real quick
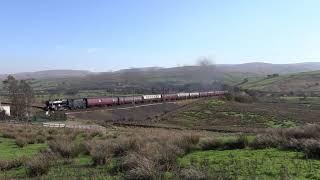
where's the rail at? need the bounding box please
[42,122,106,132]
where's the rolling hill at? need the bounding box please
[240,70,320,92]
[1,62,320,94]
[0,70,93,80]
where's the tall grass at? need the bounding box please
[251,125,320,159]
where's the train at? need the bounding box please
[45,90,228,111]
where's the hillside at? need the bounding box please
[1,62,320,95]
[240,70,320,92]
[217,62,320,75]
[0,70,93,80]
[1,62,320,81]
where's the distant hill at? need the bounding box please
[1,62,320,93]
[0,70,94,80]
[240,70,320,92]
[216,62,320,75]
[1,62,320,81]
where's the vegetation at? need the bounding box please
[179,149,320,179]
[157,99,303,129]
[241,70,320,92]
[2,75,34,120]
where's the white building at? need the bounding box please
[0,105,10,116]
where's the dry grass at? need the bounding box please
[25,151,56,177]
[0,158,25,171]
[252,125,320,159]
[48,138,81,158]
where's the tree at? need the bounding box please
[3,76,34,120]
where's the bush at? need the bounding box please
[35,135,46,143]
[0,158,24,171]
[199,138,222,150]
[200,136,249,151]
[180,168,206,180]
[2,131,17,139]
[279,138,304,151]
[122,153,158,180]
[301,139,320,159]
[250,133,284,149]
[89,137,142,166]
[48,138,80,158]
[15,138,28,147]
[48,129,58,135]
[89,140,114,166]
[234,95,255,103]
[25,152,55,177]
[222,137,247,150]
[173,134,200,153]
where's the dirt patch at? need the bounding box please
[68,102,183,124]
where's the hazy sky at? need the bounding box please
[1,0,320,73]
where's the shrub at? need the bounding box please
[234,95,255,103]
[35,135,46,143]
[89,140,114,166]
[222,137,246,150]
[48,129,58,135]
[200,136,249,151]
[301,139,320,159]
[122,153,158,180]
[0,158,24,171]
[2,131,17,139]
[173,134,200,153]
[15,138,28,147]
[285,125,320,139]
[89,137,142,166]
[25,152,55,177]
[180,168,206,180]
[199,138,222,150]
[89,131,103,138]
[250,133,284,149]
[48,138,80,158]
[157,143,184,169]
[279,138,304,151]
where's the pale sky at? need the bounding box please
[1,0,320,73]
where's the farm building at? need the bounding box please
[0,105,10,116]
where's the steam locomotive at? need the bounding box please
[46,91,228,111]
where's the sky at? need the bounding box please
[1,0,320,73]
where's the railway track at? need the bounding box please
[65,102,178,115]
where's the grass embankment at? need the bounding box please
[241,70,320,92]
[180,149,320,179]
[280,96,320,105]
[2,123,320,179]
[160,99,297,128]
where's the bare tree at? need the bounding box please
[3,76,34,120]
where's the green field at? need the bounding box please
[0,135,47,160]
[240,70,320,92]
[179,149,320,179]
[158,99,298,129]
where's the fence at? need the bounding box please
[42,123,106,132]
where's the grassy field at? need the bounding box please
[2,96,320,179]
[2,122,320,179]
[156,99,311,129]
[240,70,320,92]
[179,148,320,179]
[0,135,47,160]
